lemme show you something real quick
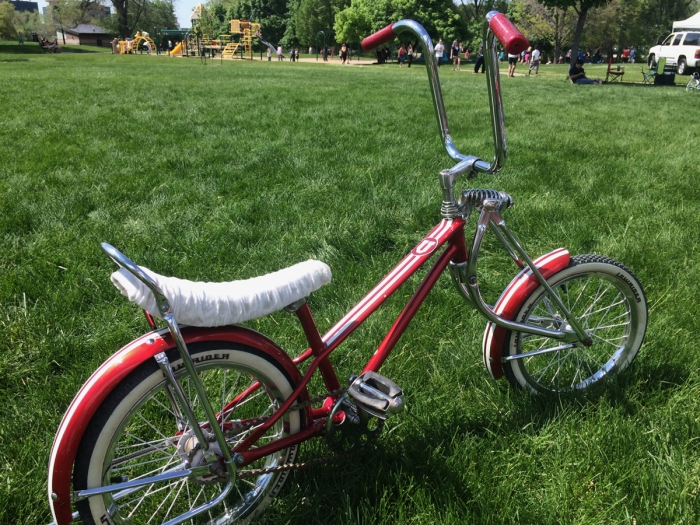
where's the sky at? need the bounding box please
[174,0,200,29]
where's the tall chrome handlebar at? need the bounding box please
[391,13,509,176]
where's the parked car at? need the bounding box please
[648,31,700,74]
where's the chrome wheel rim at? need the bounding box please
[516,271,636,393]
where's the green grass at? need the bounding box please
[1,53,699,524]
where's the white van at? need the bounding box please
[648,31,700,74]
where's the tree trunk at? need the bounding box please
[570,7,587,66]
[112,0,129,39]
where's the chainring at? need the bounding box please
[325,395,384,454]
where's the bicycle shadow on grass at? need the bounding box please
[263,362,685,523]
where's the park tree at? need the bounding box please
[50,0,87,42]
[102,0,178,38]
[510,0,575,64]
[455,0,507,49]
[0,1,17,40]
[334,0,463,46]
[536,0,613,67]
[15,9,53,38]
[293,0,349,47]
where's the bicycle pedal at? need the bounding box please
[348,372,404,419]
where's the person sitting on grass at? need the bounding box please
[568,58,600,84]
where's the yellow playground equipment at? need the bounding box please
[220,20,261,59]
[119,31,156,54]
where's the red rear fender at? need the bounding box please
[48,325,305,525]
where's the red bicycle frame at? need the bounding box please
[231,218,468,465]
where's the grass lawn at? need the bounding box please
[0,52,699,525]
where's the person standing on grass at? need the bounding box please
[267,47,271,61]
[450,40,461,70]
[630,46,636,63]
[341,42,349,64]
[569,58,601,84]
[507,52,518,76]
[435,39,444,67]
[473,44,484,73]
[528,45,540,76]
[276,45,283,60]
[464,47,469,62]
[407,43,413,67]
[398,43,406,67]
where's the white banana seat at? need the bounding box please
[111,260,332,327]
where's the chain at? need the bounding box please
[235,386,384,479]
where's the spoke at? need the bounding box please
[591,332,628,347]
[592,320,630,331]
[534,347,578,385]
[136,412,174,444]
[222,373,242,424]
[221,368,228,428]
[571,350,582,387]
[580,280,613,321]
[117,436,175,451]
[579,347,606,370]
[145,477,179,525]
[151,391,182,421]
[569,276,592,312]
[161,478,188,524]
[111,453,181,473]
[587,296,625,319]
[112,433,177,467]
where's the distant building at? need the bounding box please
[10,1,39,13]
[62,23,115,46]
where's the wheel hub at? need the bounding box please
[177,429,226,485]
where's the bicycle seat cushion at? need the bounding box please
[110,260,332,327]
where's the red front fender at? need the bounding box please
[482,248,570,379]
[48,325,306,525]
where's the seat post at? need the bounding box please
[291,301,342,392]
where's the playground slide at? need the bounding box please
[170,42,183,55]
[256,35,276,55]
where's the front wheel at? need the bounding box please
[74,341,303,525]
[502,255,647,394]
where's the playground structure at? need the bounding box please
[220,20,258,59]
[118,31,156,54]
[114,2,279,60]
[218,20,276,60]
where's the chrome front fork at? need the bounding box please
[448,200,592,345]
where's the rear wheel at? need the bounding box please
[74,341,302,524]
[648,54,656,67]
[677,58,688,75]
[502,255,647,394]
